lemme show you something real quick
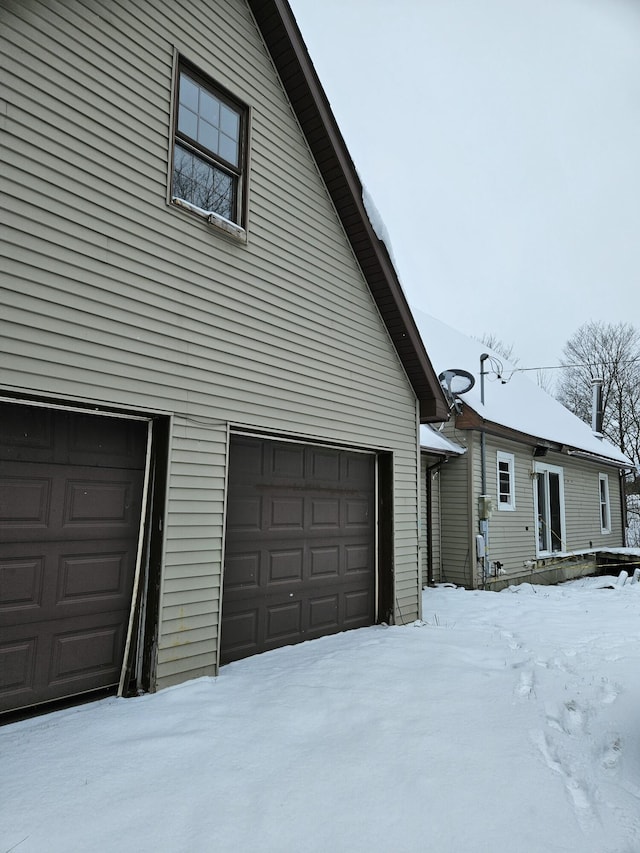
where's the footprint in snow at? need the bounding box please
[601,735,622,770]
[501,630,522,650]
[515,669,534,698]
[562,699,585,736]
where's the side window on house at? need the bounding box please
[496,451,515,511]
[534,461,565,554]
[172,61,247,227]
[599,473,611,534]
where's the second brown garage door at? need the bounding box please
[221,436,376,664]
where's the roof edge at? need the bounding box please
[247,0,449,422]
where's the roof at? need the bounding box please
[247,0,449,422]
[420,424,466,456]
[412,310,633,467]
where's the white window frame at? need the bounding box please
[533,461,566,556]
[496,451,516,511]
[599,473,611,534]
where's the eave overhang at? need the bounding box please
[454,405,631,470]
[247,0,449,422]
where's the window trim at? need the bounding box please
[169,55,249,238]
[496,451,516,511]
[599,473,611,535]
[533,461,566,556]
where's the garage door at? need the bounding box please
[0,402,147,714]
[221,435,376,664]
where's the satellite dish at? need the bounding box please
[438,369,475,398]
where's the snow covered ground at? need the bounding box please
[2,578,640,853]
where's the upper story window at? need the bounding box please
[599,473,611,534]
[171,61,247,231]
[496,451,515,511]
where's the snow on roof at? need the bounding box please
[362,184,398,267]
[420,423,466,455]
[412,309,632,466]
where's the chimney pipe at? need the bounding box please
[591,378,603,436]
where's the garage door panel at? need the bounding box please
[309,546,340,577]
[226,495,262,531]
[344,589,373,624]
[308,594,339,630]
[0,475,52,529]
[269,496,304,530]
[268,548,303,583]
[271,445,305,479]
[0,404,55,462]
[266,600,302,642]
[310,498,340,528]
[0,554,45,613]
[0,636,38,699]
[222,551,260,590]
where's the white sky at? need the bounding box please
[289,0,640,371]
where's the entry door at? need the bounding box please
[0,403,147,714]
[535,462,565,554]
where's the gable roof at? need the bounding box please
[412,310,633,467]
[247,0,448,422]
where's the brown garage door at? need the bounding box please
[221,435,376,664]
[0,402,147,714]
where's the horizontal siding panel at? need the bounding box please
[157,637,217,666]
[159,624,220,649]
[161,599,219,623]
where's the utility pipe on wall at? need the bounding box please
[479,353,490,585]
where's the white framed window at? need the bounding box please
[533,461,566,555]
[599,473,611,534]
[496,451,516,511]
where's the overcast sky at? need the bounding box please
[289,0,640,374]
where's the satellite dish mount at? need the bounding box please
[438,369,475,414]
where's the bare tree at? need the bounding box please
[478,333,519,365]
[556,321,640,544]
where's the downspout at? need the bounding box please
[620,468,628,547]
[425,458,444,586]
[479,353,490,585]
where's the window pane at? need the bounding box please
[220,103,239,140]
[172,144,234,220]
[537,475,547,551]
[179,74,199,112]
[198,120,219,153]
[219,132,239,166]
[178,105,198,140]
[199,89,220,129]
[549,473,562,551]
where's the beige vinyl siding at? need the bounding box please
[477,435,538,575]
[558,454,624,550]
[0,0,421,687]
[438,454,472,586]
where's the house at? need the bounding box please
[0,0,449,716]
[413,312,633,590]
